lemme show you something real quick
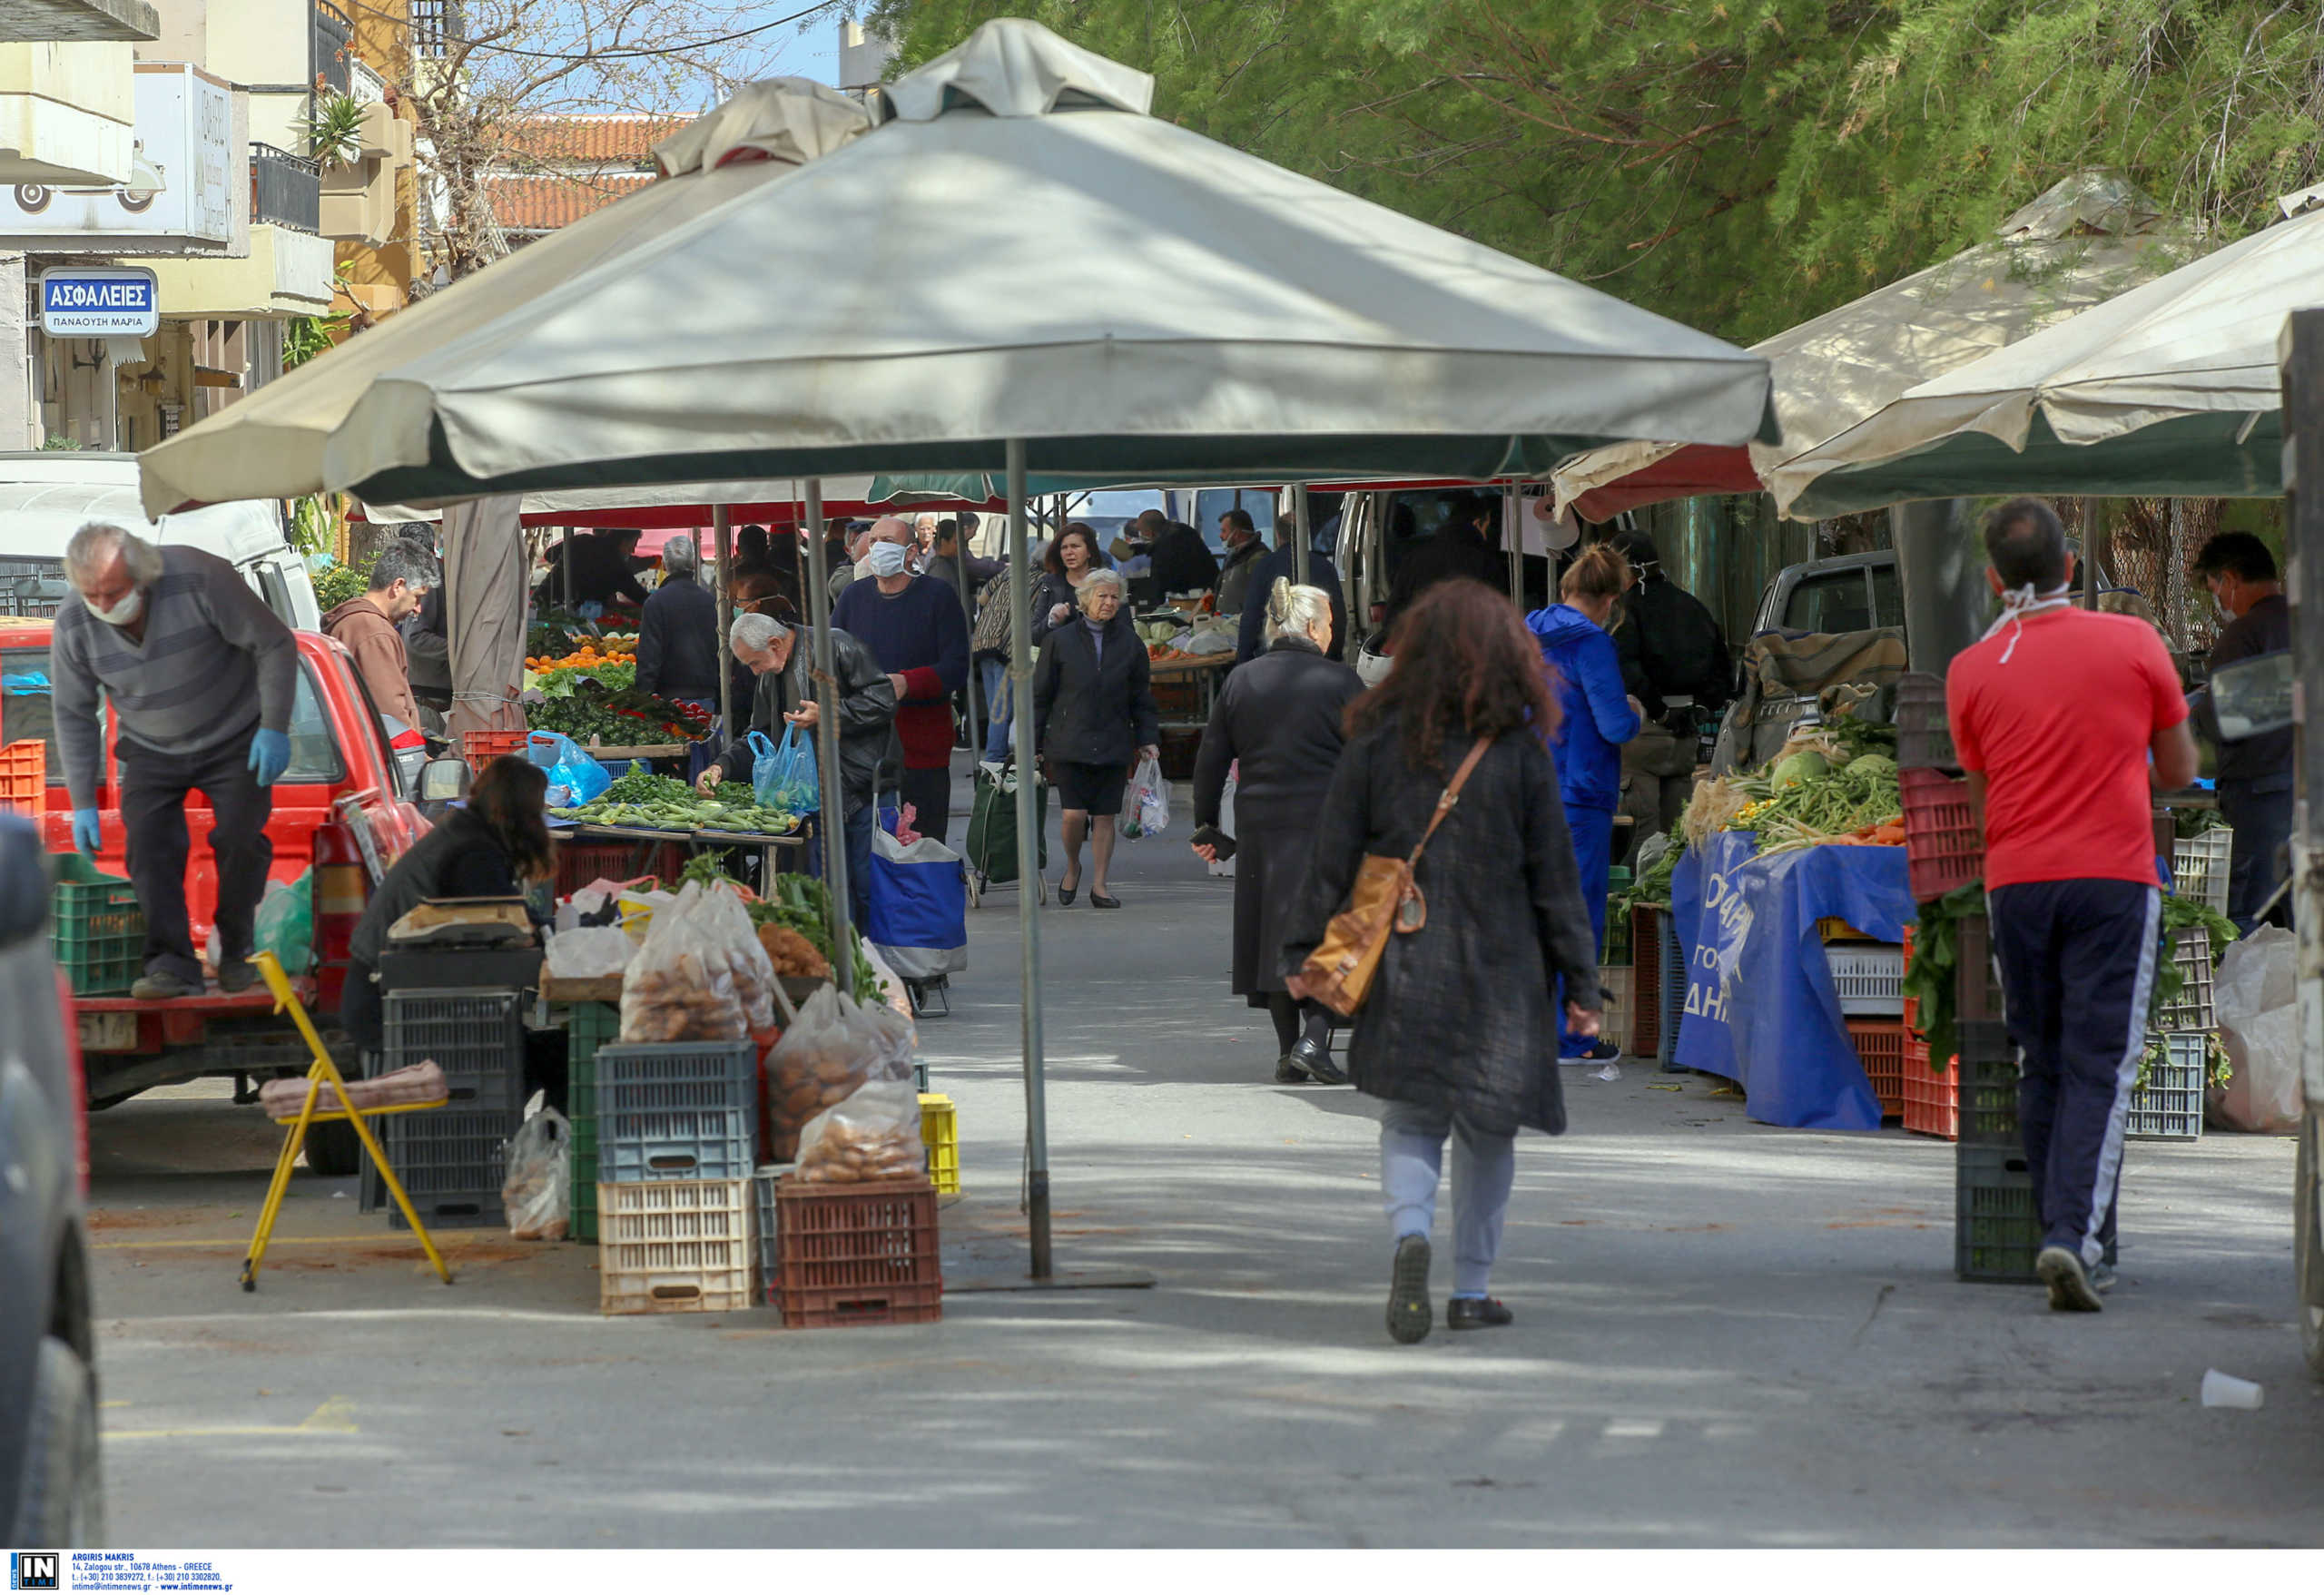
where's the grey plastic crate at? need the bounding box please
[1956,1021,2021,1147]
[361,1106,520,1221]
[1655,910,1687,1073]
[2127,1032,2207,1141]
[2170,829,2233,916]
[381,989,526,1109]
[594,1040,756,1118]
[600,1107,754,1181]
[2155,928,2216,1033]
[754,1164,789,1306]
[1955,1145,2042,1285]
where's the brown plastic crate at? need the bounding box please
[1902,768,1981,903]
[1630,903,1664,1059]
[1845,1018,1907,1119]
[1901,1031,1957,1139]
[774,1175,942,1330]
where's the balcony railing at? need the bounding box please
[251,143,322,234]
[411,0,462,58]
[313,0,352,93]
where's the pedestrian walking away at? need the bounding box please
[833,517,971,845]
[1946,497,2200,1314]
[1192,578,1364,1085]
[49,520,300,1000]
[1284,578,1601,1344]
[698,611,899,930]
[1608,527,1728,856]
[634,534,725,781]
[1527,543,1642,1061]
[2189,530,2291,932]
[321,543,436,736]
[1033,569,1159,910]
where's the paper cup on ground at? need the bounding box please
[2200,1369,2263,1409]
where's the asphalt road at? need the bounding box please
[84,765,2324,1547]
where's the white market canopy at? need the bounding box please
[1778,199,2324,520]
[141,20,1773,517]
[1550,172,2188,523]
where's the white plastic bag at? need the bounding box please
[763,983,916,1162]
[795,1077,925,1184]
[617,880,778,1044]
[1122,753,1169,841]
[2212,924,2304,1133]
[546,924,635,980]
[503,1093,571,1241]
[1207,764,1236,878]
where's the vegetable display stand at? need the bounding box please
[774,1175,943,1330]
[461,728,528,772]
[2127,1032,2207,1141]
[49,852,143,997]
[1894,672,1957,772]
[1901,769,1981,902]
[598,1177,755,1314]
[919,1092,960,1195]
[2156,928,2217,1033]
[1598,965,1632,1056]
[0,738,43,816]
[1845,1019,1907,1118]
[1955,1146,2042,1285]
[2170,829,2234,916]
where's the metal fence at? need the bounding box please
[410,0,462,57]
[313,0,352,93]
[251,143,322,234]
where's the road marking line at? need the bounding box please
[107,1396,358,1441]
[95,1234,507,1251]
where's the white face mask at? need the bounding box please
[866,540,911,578]
[93,588,143,626]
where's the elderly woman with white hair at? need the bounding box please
[1191,580,1364,1082]
[635,533,725,770]
[1032,567,1159,909]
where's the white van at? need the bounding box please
[0,451,320,631]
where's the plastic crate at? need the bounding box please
[1601,908,1631,966]
[1654,911,1686,1072]
[600,1106,754,1181]
[754,1166,787,1305]
[555,838,687,897]
[566,1003,620,1242]
[1894,673,1957,772]
[2170,828,2234,916]
[593,1040,756,1118]
[1901,1031,1957,1139]
[1828,943,1905,1016]
[1597,965,1632,1056]
[1845,1018,1907,1118]
[1955,1021,2019,1147]
[1630,903,1664,1058]
[1,739,44,817]
[1902,768,1982,903]
[461,727,529,772]
[1955,1146,2042,1284]
[48,852,143,996]
[566,1001,621,1075]
[919,1092,959,1195]
[2127,1031,2207,1141]
[362,1107,519,1229]
[774,1175,943,1329]
[599,1177,755,1314]
[2156,928,2216,1033]
[381,989,525,1109]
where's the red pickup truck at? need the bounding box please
[1,619,426,1141]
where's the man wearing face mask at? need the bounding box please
[51,520,300,1000]
[2191,531,2292,931]
[832,516,971,844]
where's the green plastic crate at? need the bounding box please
[49,852,142,996]
[1955,1146,2042,1285]
[564,1006,620,1244]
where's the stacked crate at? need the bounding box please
[1629,902,1664,1060]
[773,1175,942,1329]
[565,1001,621,1243]
[361,989,527,1228]
[594,1040,757,1314]
[49,852,142,997]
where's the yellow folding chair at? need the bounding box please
[241,951,454,1291]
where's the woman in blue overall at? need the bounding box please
[1527,543,1641,1061]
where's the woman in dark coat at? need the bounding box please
[1192,578,1363,1085]
[1029,522,1110,645]
[1032,568,1160,908]
[1284,578,1601,1344]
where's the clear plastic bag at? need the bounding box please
[617,880,779,1044]
[796,1077,925,1184]
[1121,753,1169,840]
[2212,924,2304,1133]
[252,868,314,973]
[763,983,916,1162]
[503,1093,571,1241]
[546,924,635,980]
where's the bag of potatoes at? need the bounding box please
[795,1077,924,1184]
[763,982,915,1163]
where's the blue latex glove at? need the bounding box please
[248,726,290,786]
[576,601,604,621]
[70,808,99,855]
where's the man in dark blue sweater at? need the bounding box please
[832,517,971,843]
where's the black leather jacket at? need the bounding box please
[714,626,899,812]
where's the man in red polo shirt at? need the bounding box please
[1947,498,2199,1314]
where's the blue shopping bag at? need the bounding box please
[746,726,821,815]
[866,822,968,981]
[527,731,612,805]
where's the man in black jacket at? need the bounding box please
[1137,507,1221,599]
[1235,523,1347,665]
[634,534,723,773]
[1610,528,1728,849]
[2192,531,2292,930]
[1384,491,1505,626]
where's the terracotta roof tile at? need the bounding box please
[486,171,655,232]
[497,114,692,167]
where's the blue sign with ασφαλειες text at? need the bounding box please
[38,267,159,337]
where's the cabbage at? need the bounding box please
[1771,750,1829,789]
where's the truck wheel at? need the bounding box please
[13,1336,104,1546]
[2298,1108,2324,1382]
[301,1119,363,1178]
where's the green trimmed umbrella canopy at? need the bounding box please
[1776,201,2324,520]
[140,21,1771,517]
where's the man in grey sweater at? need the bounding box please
[52,521,300,999]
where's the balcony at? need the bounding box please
[251,141,319,232]
[0,41,135,186]
[317,99,408,246]
[0,0,156,42]
[410,0,461,57]
[149,222,335,318]
[312,0,350,94]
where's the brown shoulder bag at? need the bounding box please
[1287,736,1492,1018]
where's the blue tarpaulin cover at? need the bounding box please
[1671,833,1917,1130]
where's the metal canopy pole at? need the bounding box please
[1293,485,1312,588]
[1008,438,1053,1280]
[801,478,852,993]
[713,504,734,744]
[1504,481,1521,606]
[958,515,981,754]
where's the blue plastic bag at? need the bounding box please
[747,726,820,815]
[527,731,612,805]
